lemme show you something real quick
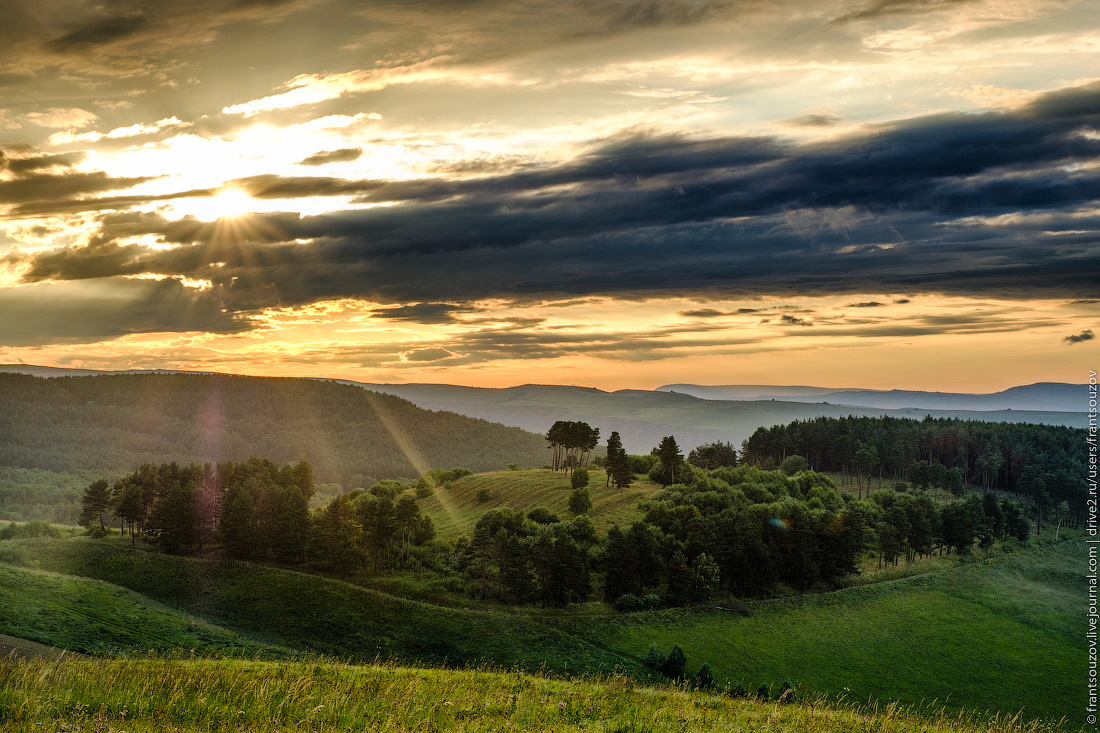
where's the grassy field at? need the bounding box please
[419,468,659,539]
[0,530,1085,727]
[0,562,294,658]
[0,536,649,678]
[565,538,1084,726]
[0,655,1066,733]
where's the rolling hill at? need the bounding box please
[0,372,548,483]
[0,532,1083,726]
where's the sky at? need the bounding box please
[0,0,1098,392]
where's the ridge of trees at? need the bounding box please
[740,415,1087,525]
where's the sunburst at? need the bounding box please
[184,187,257,222]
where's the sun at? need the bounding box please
[174,186,257,222]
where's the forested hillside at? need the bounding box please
[0,373,548,482]
[741,416,1086,527]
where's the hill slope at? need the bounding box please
[0,372,548,482]
[566,538,1083,725]
[420,468,659,540]
[0,533,1083,725]
[0,536,647,676]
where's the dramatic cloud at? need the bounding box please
[0,278,249,347]
[0,0,1093,387]
[12,83,1100,311]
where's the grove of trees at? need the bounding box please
[72,413,1073,612]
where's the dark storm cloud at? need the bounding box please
[0,171,156,205]
[297,148,363,166]
[780,315,813,327]
[0,278,250,347]
[1064,329,1095,344]
[232,174,386,199]
[13,81,1100,310]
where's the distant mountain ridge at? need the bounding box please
[347,381,1089,454]
[656,382,1087,413]
[0,365,1087,455]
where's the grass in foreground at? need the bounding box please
[0,656,1068,733]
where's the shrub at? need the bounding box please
[2,521,62,540]
[696,662,716,690]
[527,507,561,525]
[756,683,770,701]
[568,487,591,515]
[779,455,810,476]
[476,488,492,503]
[571,468,590,490]
[779,679,796,702]
[643,643,665,669]
[614,593,642,612]
[660,644,687,679]
[415,484,433,499]
[642,593,661,609]
[725,681,748,698]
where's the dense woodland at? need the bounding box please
[741,416,1086,527]
[69,412,1068,609]
[0,373,548,482]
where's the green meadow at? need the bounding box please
[0,532,1085,727]
[420,467,658,538]
[573,539,1082,724]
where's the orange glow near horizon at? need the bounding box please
[1,293,1093,392]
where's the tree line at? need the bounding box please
[79,416,1060,611]
[740,415,1086,524]
[80,457,436,569]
